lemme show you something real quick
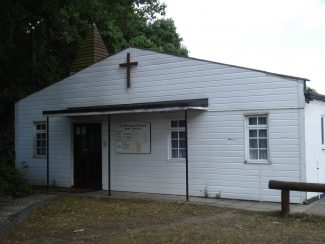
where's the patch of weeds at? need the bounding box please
[0,162,32,197]
[203,185,209,198]
[51,179,57,187]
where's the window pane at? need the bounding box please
[179,139,186,148]
[249,130,257,137]
[171,120,178,127]
[41,140,46,147]
[172,149,178,158]
[259,150,268,159]
[249,139,258,148]
[179,132,186,139]
[171,140,178,148]
[179,149,186,158]
[179,120,186,127]
[249,117,257,125]
[171,131,178,139]
[258,117,267,125]
[41,123,46,130]
[259,129,267,137]
[249,150,258,159]
[35,122,47,157]
[259,139,267,148]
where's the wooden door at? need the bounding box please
[73,123,102,189]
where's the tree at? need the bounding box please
[130,18,188,56]
[0,0,188,164]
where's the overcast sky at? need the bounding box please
[163,0,325,93]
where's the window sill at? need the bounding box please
[168,158,186,163]
[245,160,271,165]
[321,145,325,150]
[33,155,47,159]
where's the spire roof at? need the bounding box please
[70,23,109,74]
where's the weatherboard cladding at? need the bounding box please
[16,48,305,203]
[109,47,309,82]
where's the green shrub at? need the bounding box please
[0,163,32,197]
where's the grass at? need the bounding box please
[1,196,325,243]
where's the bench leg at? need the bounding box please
[281,190,290,215]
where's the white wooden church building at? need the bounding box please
[15,27,325,204]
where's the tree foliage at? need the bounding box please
[0,0,188,164]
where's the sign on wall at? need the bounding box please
[115,121,151,154]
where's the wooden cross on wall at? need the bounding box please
[119,52,138,88]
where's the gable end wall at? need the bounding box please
[16,48,306,202]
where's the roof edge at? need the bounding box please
[128,47,310,82]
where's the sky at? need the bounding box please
[163,0,325,93]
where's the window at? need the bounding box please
[246,115,268,161]
[170,120,186,159]
[320,116,325,146]
[34,122,47,157]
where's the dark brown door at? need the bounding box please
[73,123,102,189]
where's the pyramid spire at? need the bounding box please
[70,23,109,74]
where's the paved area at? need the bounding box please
[1,190,325,235]
[0,194,57,235]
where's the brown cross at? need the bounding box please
[119,52,138,88]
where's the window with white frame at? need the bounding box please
[34,122,47,157]
[170,120,186,159]
[246,115,268,161]
[321,116,325,145]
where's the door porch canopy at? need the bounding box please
[42,98,208,201]
[42,98,208,117]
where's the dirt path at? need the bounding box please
[0,194,57,235]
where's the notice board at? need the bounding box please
[115,121,151,153]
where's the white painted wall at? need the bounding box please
[104,112,187,195]
[16,48,306,202]
[305,100,325,200]
[97,108,304,203]
[15,114,72,187]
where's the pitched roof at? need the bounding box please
[69,23,109,74]
[128,47,310,82]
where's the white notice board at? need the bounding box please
[115,121,151,153]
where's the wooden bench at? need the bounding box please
[269,180,325,215]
